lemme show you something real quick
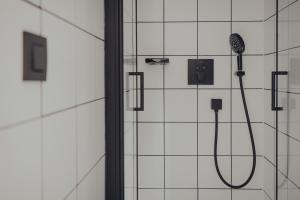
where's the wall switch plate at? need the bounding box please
[188,59,214,85]
[23,32,47,81]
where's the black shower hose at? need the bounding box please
[213,74,256,189]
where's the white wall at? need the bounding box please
[0,0,105,200]
[136,0,264,200]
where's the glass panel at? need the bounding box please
[123,0,137,200]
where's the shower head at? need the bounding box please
[230,33,245,55]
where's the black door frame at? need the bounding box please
[105,0,124,200]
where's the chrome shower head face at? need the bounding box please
[230,33,245,54]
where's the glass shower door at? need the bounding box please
[276,1,300,199]
[123,0,138,199]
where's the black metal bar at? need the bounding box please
[105,0,124,199]
[129,72,145,111]
[271,71,288,111]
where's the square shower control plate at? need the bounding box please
[188,59,214,85]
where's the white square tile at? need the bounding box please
[263,159,275,200]
[198,189,231,200]
[138,23,163,55]
[138,56,164,88]
[232,190,263,200]
[289,137,300,187]
[0,120,42,200]
[232,0,264,21]
[287,180,300,200]
[27,0,41,6]
[165,90,197,122]
[198,123,231,155]
[137,0,163,22]
[138,156,164,188]
[198,90,231,122]
[264,54,276,89]
[278,8,289,51]
[138,90,164,122]
[278,132,289,174]
[165,189,197,200]
[138,123,164,155]
[264,0,276,20]
[65,190,77,200]
[124,22,136,55]
[198,0,231,21]
[232,22,264,55]
[139,189,164,200]
[165,56,197,88]
[95,40,105,98]
[0,0,41,128]
[199,56,231,88]
[165,123,197,155]
[165,23,197,55]
[279,0,291,10]
[42,12,77,114]
[123,0,135,23]
[75,0,104,38]
[43,109,77,200]
[232,89,264,122]
[76,31,97,104]
[232,123,263,156]
[42,0,76,23]
[264,90,276,127]
[198,156,231,188]
[264,16,276,54]
[165,0,197,21]
[198,22,231,55]
[232,156,263,188]
[263,125,276,164]
[232,56,264,89]
[77,159,105,200]
[289,1,300,49]
[77,101,105,180]
[165,156,197,188]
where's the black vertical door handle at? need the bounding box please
[271,71,288,111]
[129,72,144,111]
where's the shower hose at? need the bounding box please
[213,72,256,189]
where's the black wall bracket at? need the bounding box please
[23,32,47,81]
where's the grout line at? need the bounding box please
[136,54,264,57]
[138,187,263,190]
[263,189,273,200]
[135,0,139,199]
[264,122,300,145]
[20,0,104,42]
[264,156,300,190]
[0,98,105,132]
[133,20,264,23]
[137,121,264,124]
[141,88,264,90]
[63,154,106,200]
[230,0,233,199]
[162,0,166,199]
[196,0,199,198]
[138,155,264,157]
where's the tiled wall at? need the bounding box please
[264,0,300,200]
[136,0,264,200]
[0,0,105,200]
